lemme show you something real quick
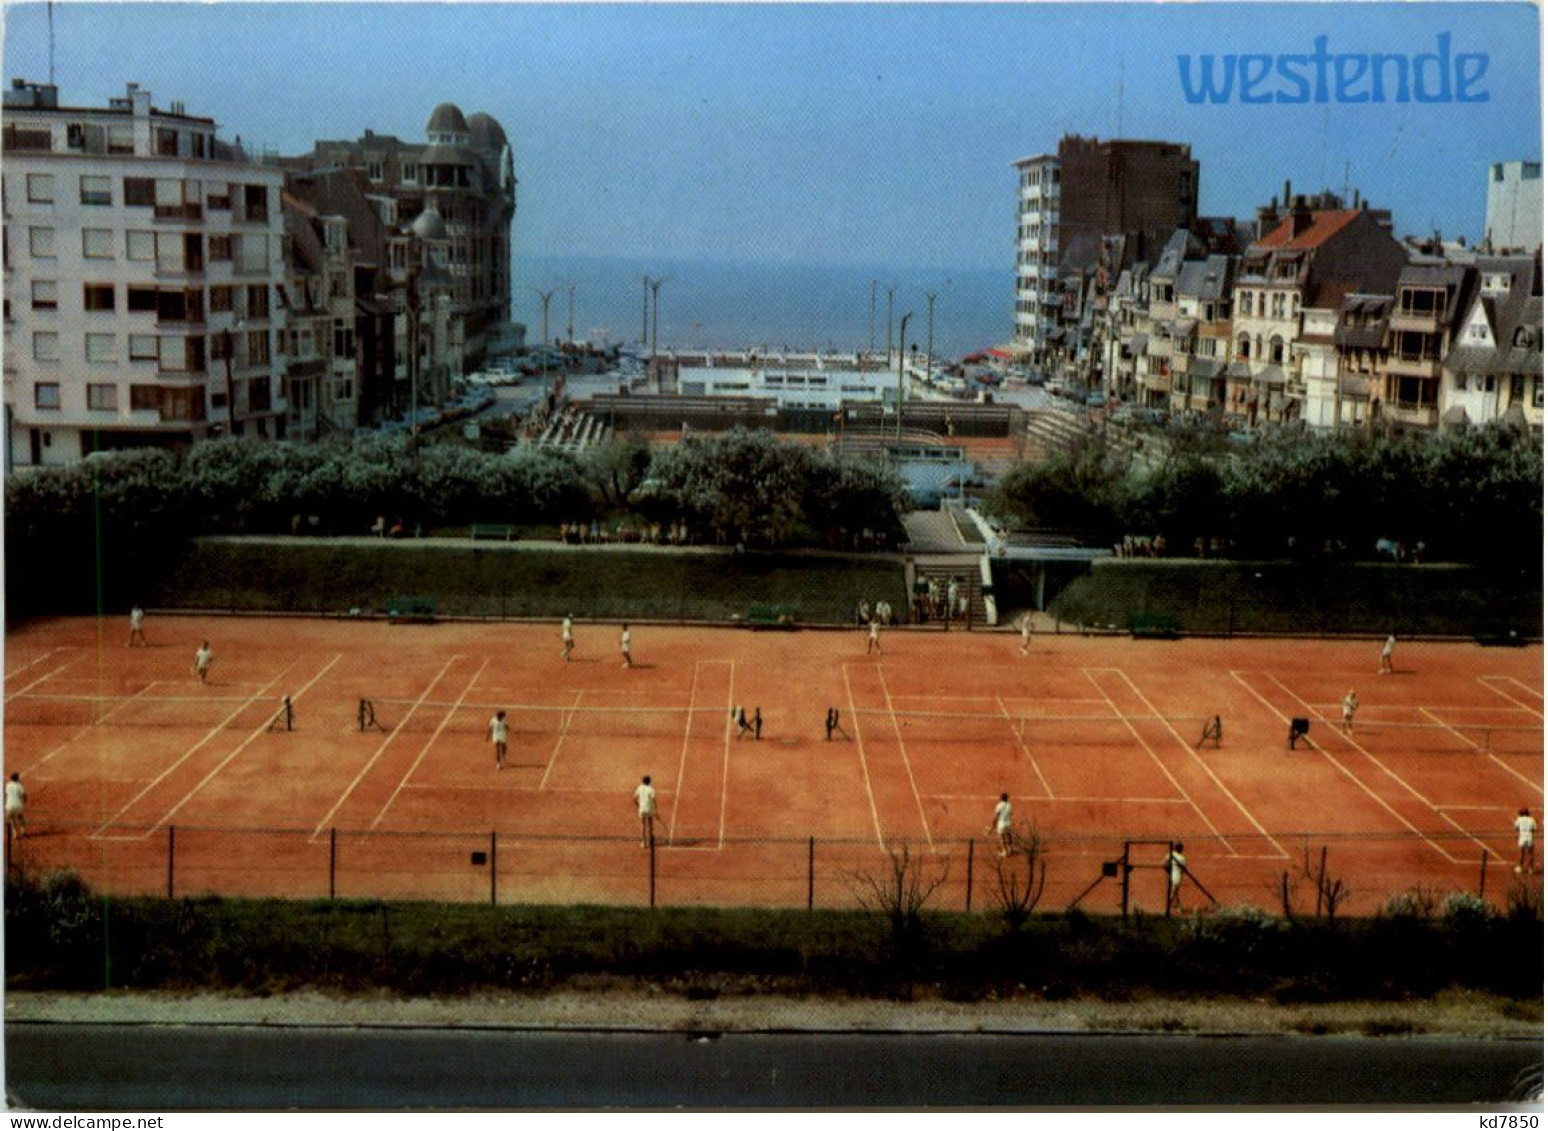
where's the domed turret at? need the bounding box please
[425,102,469,142]
[467,111,508,152]
[410,206,448,241]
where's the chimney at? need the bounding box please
[1283,179,1292,208]
[1290,195,1314,237]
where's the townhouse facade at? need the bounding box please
[3,80,289,468]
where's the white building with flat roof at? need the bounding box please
[1012,154,1060,362]
[1485,160,1543,253]
[3,80,288,469]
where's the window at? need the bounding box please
[86,333,117,362]
[208,184,232,210]
[249,377,271,411]
[30,279,57,311]
[129,334,159,361]
[34,383,61,410]
[83,283,116,312]
[1269,336,1285,365]
[155,127,179,156]
[29,227,56,257]
[32,331,60,361]
[243,184,268,223]
[87,383,118,411]
[124,177,155,206]
[403,164,418,184]
[334,378,354,402]
[209,234,233,260]
[79,175,111,205]
[247,284,270,319]
[82,228,113,258]
[126,230,155,261]
[107,124,134,154]
[127,286,160,314]
[26,173,54,203]
[333,319,354,358]
[367,161,384,182]
[247,329,270,366]
[209,286,234,313]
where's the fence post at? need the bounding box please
[167,825,176,899]
[807,836,815,911]
[329,828,337,900]
[648,833,657,909]
[490,831,498,907]
[965,838,975,913]
[1478,848,1489,901]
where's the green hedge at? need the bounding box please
[150,539,907,624]
[1047,559,1542,638]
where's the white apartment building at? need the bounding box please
[3,80,288,468]
[1484,161,1543,254]
[1011,154,1059,361]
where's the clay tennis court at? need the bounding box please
[5,614,1541,916]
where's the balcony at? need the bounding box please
[1385,353,1440,379]
[154,203,204,222]
[1386,401,1439,429]
[1388,310,1442,334]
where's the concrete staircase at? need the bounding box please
[1023,405,1091,460]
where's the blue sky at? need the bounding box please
[3,3,1539,269]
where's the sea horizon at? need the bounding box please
[510,253,1015,360]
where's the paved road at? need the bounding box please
[7,1025,1540,1108]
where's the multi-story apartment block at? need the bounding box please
[1484,161,1543,254]
[1169,254,1235,414]
[289,102,516,386]
[1230,198,1406,424]
[1058,136,1198,270]
[1442,255,1542,430]
[1379,263,1474,431]
[1011,153,1059,361]
[3,80,288,468]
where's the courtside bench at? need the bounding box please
[1129,614,1180,640]
[747,603,799,629]
[469,523,518,542]
[387,596,437,624]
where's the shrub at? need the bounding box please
[1440,890,1493,928]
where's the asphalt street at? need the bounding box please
[6,1024,1541,1109]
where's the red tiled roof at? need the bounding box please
[1256,210,1362,250]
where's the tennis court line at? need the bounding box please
[717,661,735,851]
[1095,668,1290,860]
[1262,672,1505,863]
[1082,669,1236,856]
[842,664,886,852]
[665,662,702,843]
[536,690,586,791]
[876,667,936,851]
[930,792,1187,804]
[309,655,463,839]
[7,659,81,699]
[4,647,73,680]
[21,681,171,774]
[1417,706,1542,796]
[1230,671,1464,865]
[1478,675,1544,717]
[148,655,344,835]
[368,658,491,831]
[994,695,1053,799]
[88,659,303,839]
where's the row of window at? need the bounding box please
[23,225,274,270]
[1234,288,1300,320]
[17,174,270,217]
[29,329,272,366]
[31,279,272,316]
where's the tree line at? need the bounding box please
[986,423,1543,566]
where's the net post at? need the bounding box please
[358,699,366,732]
[1478,848,1488,902]
[807,836,815,911]
[1120,840,1131,921]
[284,696,293,731]
[965,838,975,913]
[329,828,337,900]
[490,831,498,907]
[648,831,657,910]
[1315,846,1328,920]
[167,825,176,900]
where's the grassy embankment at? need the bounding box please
[6,873,1540,1010]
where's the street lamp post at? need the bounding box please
[896,311,913,441]
[868,279,877,358]
[641,276,651,345]
[885,285,897,363]
[566,283,577,347]
[525,286,557,383]
[648,277,667,359]
[924,290,938,391]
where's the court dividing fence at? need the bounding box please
[10,823,1535,919]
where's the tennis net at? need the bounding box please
[359,698,736,739]
[1337,719,1542,755]
[7,692,293,731]
[845,708,1215,747]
